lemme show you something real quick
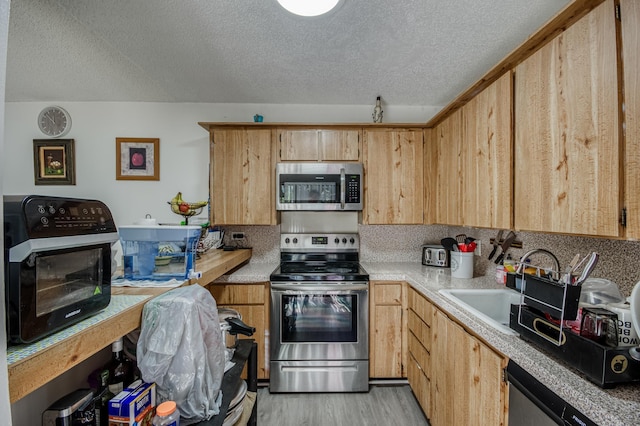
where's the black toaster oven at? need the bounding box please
[3,195,118,344]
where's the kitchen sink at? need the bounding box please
[438,288,523,335]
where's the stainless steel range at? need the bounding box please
[269,232,369,393]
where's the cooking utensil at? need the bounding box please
[440,237,458,252]
[559,253,581,284]
[488,230,503,260]
[456,234,467,244]
[494,231,516,264]
[574,252,599,286]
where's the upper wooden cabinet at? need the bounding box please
[622,0,640,238]
[209,128,276,225]
[514,0,621,237]
[363,128,424,224]
[433,109,463,226]
[432,73,512,229]
[462,72,513,229]
[278,128,361,161]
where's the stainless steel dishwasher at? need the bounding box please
[506,360,597,426]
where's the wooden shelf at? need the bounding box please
[7,248,252,403]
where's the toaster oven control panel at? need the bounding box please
[22,196,117,238]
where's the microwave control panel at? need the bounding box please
[346,174,361,203]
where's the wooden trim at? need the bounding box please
[198,122,427,131]
[425,0,608,128]
[9,300,147,402]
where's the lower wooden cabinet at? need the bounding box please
[408,287,508,426]
[207,282,269,380]
[369,281,406,378]
[407,288,433,418]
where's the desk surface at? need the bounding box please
[7,248,252,403]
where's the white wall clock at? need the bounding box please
[38,106,72,138]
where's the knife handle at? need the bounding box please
[488,246,498,260]
[495,252,505,264]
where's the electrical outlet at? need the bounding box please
[474,240,482,256]
[231,232,245,240]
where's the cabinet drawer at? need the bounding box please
[408,331,431,375]
[209,284,266,304]
[409,289,432,325]
[408,309,431,351]
[407,352,431,418]
[373,282,403,305]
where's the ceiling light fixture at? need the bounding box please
[277,0,342,17]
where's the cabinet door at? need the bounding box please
[210,129,274,225]
[431,308,507,426]
[514,0,621,236]
[219,304,267,380]
[279,129,319,161]
[363,129,424,224]
[208,283,269,380]
[463,72,513,229]
[434,110,463,226]
[369,281,404,378]
[278,129,360,161]
[319,129,360,161]
[622,0,640,238]
[423,128,437,224]
[431,309,454,426]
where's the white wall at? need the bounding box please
[4,102,438,227]
[1,0,13,423]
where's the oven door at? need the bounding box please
[6,243,112,343]
[270,281,369,362]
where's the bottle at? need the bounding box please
[96,369,115,426]
[107,338,134,395]
[153,401,180,426]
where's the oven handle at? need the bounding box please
[270,282,368,292]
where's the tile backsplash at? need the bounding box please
[222,224,640,297]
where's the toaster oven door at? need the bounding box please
[6,243,112,343]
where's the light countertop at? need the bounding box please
[219,261,640,425]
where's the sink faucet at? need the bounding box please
[515,249,561,281]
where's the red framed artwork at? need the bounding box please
[116,137,160,180]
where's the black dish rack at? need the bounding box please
[507,271,640,388]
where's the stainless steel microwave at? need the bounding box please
[276,162,363,211]
[3,195,118,344]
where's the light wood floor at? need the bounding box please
[257,384,430,426]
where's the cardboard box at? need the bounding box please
[108,381,156,426]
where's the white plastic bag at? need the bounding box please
[137,285,225,424]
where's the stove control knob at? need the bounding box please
[350,237,355,244]
[285,237,290,244]
[292,238,298,244]
[342,238,347,244]
[334,238,340,244]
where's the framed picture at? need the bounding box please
[33,139,76,185]
[116,137,159,180]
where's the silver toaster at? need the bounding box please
[422,244,450,267]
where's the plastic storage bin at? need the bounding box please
[119,225,201,280]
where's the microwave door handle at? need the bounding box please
[340,167,346,209]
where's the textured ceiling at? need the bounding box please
[6,0,570,107]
